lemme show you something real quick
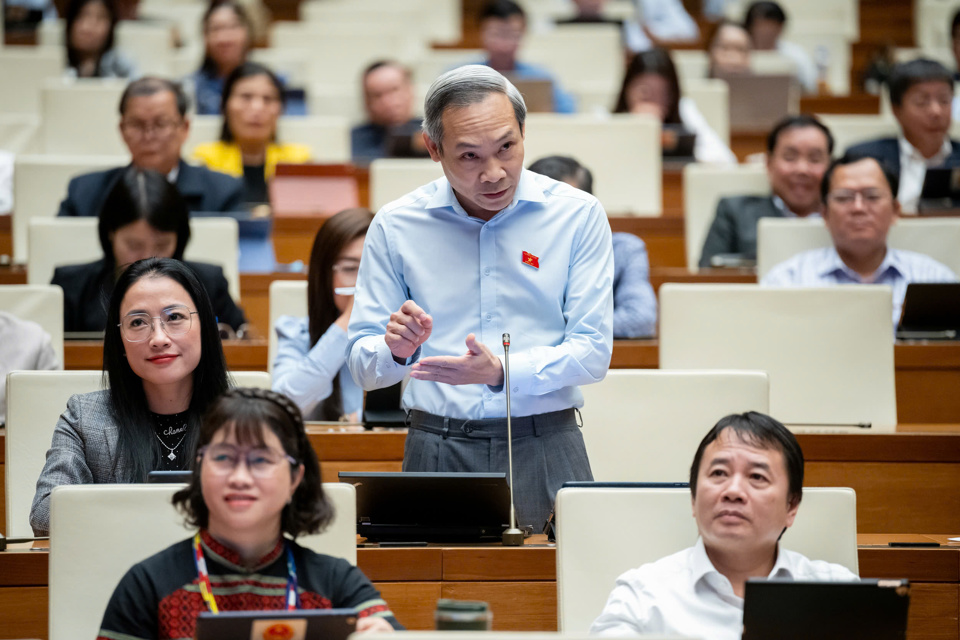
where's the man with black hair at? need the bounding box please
[762,154,956,326]
[351,60,424,166]
[699,115,833,268]
[57,77,244,217]
[744,1,817,93]
[591,412,857,640]
[847,58,960,214]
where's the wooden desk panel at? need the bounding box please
[63,340,269,372]
[0,214,11,259]
[239,272,307,337]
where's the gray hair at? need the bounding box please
[422,65,526,150]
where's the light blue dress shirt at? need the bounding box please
[347,169,614,420]
[272,315,363,420]
[612,232,657,338]
[761,246,958,325]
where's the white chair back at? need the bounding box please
[684,78,730,146]
[41,79,128,155]
[0,47,63,116]
[268,280,308,375]
[520,24,622,98]
[412,49,485,87]
[28,217,241,302]
[0,113,41,153]
[0,284,65,366]
[48,482,357,640]
[580,370,769,482]
[5,370,103,538]
[683,163,769,271]
[369,159,445,211]
[555,486,858,631]
[12,154,128,264]
[673,50,709,92]
[524,114,661,215]
[816,114,898,155]
[757,217,960,279]
[230,371,271,389]
[115,20,175,76]
[308,83,366,124]
[659,284,897,432]
[277,116,351,164]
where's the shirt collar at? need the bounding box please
[898,134,952,165]
[167,163,180,183]
[199,529,284,573]
[771,195,821,219]
[818,246,902,282]
[691,537,796,587]
[425,168,547,219]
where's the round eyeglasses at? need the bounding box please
[118,305,198,342]
[198,444,298,478]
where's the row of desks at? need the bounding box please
[0,534,955,640]
[54,339,960,426]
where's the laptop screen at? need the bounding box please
[195,608,356,640]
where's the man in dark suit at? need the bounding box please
[57,77,244,217]
[699,115,833,268]
[350,61,425,167]
[847,58,960,214]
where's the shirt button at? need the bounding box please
[486,313,492,321]
[484,267,491,276]
[513,387,519,393]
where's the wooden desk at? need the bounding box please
[63,340,268,372]
[0,536,955,640]
[0,215,11,259]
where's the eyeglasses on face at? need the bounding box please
[198,443,297,477]
[118,305,198,342]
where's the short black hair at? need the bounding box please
[689,412,804,507]
[888,58,954,107]
[766,114,834,155]
[744,1,786,30]
[361,60,411,86]
[119,77,190,118]
[820,152,900,203]
[480,0,526,22]
[528,155,594,194]
[952,8,960,41]
[219,61,286,143]
[173,387,333,538]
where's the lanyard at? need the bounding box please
[192,532,300,613]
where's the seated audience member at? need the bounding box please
[187,0,253,116]
[625,0,700,52]
[0,312,60,425]
[527,155,656,338]
[97,387,399,638]
[700,115,833,267]
[273,208,373,420]
[708,20,752,77]
[848,59,960,214]
[351,61,425,166]
[58,77,244,217]
[744,1,817,93]
[590,411,857,639]
[53,167,247,333]
[614,49,737,164]
[762,154,957,326]
[477,0,578,114]
[192,62,311,206]
[64,0,137,79]
[31,257,231,535]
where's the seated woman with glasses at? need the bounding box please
[97,387,400,638]
[190,62,311,207]
[272,208,373,421]
[30,257,231,535]
[52,166,247,334]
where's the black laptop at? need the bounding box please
[918,166,960,214]
[895,282,960,340]
[742,579,910,640]
[195,608,356,640]
[338,472,511,543]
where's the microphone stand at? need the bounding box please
[501,333,524,546]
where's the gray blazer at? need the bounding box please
[30,390,134,535]
[698,195,783,268]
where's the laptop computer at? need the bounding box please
[362,382,405,429]
[742,578,910,640]
[662,124,696,161]
[195,608,356,640]
[918,167,960,215]
[716,73,798,133]
[338,471,511,542]
[146,470,191,484]
[505,77,555,113]
[896,282,960,340]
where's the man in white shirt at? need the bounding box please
[590,412,857,640]
[848,59,960,214]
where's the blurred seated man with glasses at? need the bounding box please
[58,77,245,217]
[761,153,957,326]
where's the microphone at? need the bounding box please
[501,333,523,546]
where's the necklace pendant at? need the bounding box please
[168,451,176,461]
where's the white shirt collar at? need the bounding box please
[898,134,952,166]
[167,164,180,183]
[691,537,796,593]
[771,195,821,219]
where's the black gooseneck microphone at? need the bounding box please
[501,333,524,546]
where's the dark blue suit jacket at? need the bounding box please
[846,137,960,196]
[56,160,245,217]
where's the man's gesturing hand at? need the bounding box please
[409,333,505,386]
[385,300,433,361]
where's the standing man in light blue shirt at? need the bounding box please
[346,65,614,530]
[762,153,957,325]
